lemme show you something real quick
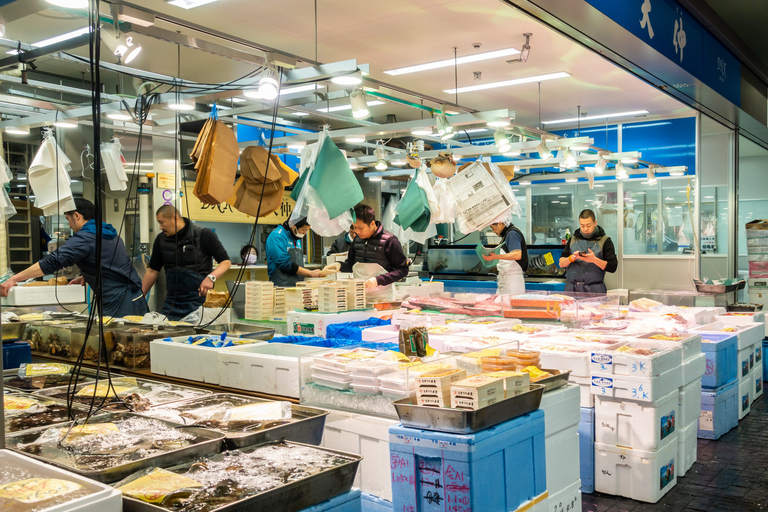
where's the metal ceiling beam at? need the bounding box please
[0,73,124,102]
[0,33,92,70]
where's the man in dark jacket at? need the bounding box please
[559,209,618,293]
[325,204,409,300]
[142,205,231,320]
[0,198,148,318]
[327,225,355,256]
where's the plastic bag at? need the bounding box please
[431,178,455,224]
[100,138,128,192]
[383,196,409,247]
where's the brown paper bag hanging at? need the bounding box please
[203,121,239,204]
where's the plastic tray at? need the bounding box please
[351,383,380,395]
[537,369,572,392]
[311,365,353,382]
[392,384,544,434]
[313,375,353,390]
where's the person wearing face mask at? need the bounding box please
[265,218,322,286]
[240,245,258,265]
[559,209,618,293]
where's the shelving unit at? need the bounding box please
[4,143,40,272]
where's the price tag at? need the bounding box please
[544,252,554,266]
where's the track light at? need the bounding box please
[507,33,532,63]
[494,130,511,153]
[616,161,628,180]
[345,134,366,143]
[537,140,552,160]
[435,113,455,140]
[487,116,511,128]
[374,145,387,171]
[331,70,363,86]
[562,147,577,168]
[646,168,657,184]
[101,30,142,64]
[5,126,29,135]
[411,126,433,136]
[258,64,279,100]
[349,87,370,119]
[595,153,607,174]
[167,99,194,111]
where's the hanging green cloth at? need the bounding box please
[308,136,364,219]
[394,168,431,232]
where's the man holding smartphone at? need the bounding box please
[559,209,618,293]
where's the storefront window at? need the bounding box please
[531,185,573,244]
[660,178,696,254]
[623,180,659,255]
[700,185,726,255]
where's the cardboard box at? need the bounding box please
[451,374,504,401]
[418,394,451,408]
[451,395,500,410]
[416,368,467,389]
[484,370,530,396]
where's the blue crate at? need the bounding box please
[300,489,361,512]
[763,340,768,381]
[698,380,739,440]
[699,333,738,389]
[361,493,393,512]
[579,407,595,494]
[389,410,546,512]
[2,342,31,370]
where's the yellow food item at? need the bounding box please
[721,327,737,332]
[519,366,552,382]
[419,368,464,378]
[122,316,144,322]
[47,276,69,286]
[61,423,120,440]
[76,379,137,398]
[4,396,38,410]
[22,363,71,377]
[0,478,82,504]
[512,325,539,333]
[649,334,683,341]
[118,468,202,504]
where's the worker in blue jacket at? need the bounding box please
[0,198,148,318]
[265,218,322,286]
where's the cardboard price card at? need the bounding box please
[118,468,202,503]
[0,478,83,504]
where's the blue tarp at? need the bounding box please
[325,317,391,341]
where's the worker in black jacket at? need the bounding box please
[327,225,355,256]
[0,198,148,318]
[324,203,409,301]
[559,209,618,293]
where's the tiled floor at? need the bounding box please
[583,393,768,511]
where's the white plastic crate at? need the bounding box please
[594,438,678,503]
[0,449,121,512]
[320,410,398,501]
[361,324,399,343]
[288,310,382,337]
[569,374,595,407]
[678,379,702,428]
[546,478,581,512]
[2,285,85,306]
[738,377,752,420]
[151,337,265,385]
[676,420,698,478]
[589,343,681,379]
[754,363,764,400]
[595,390,678,451]
[219,342,324,398]
[590,364,681,402]
[681,352,706,386]
[689,322,763,350]
[545,427,580,496]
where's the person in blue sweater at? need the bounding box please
[0,198,148,318]
[265,218,322,286]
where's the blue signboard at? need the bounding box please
[585,0,741,107]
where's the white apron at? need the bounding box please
[353,262,395,302]
[497,251,525,296]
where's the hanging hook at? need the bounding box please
[210,102,218,120]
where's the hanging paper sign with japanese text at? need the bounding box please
[181,182,294,225]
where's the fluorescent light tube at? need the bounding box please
[317,100,384,113]
[31,27,91,48]
[543,110,650,125]
[280,84,325,96]
[167,0,218,9]
[444,72,570,94]
[384,48,520,76]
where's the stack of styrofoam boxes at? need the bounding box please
[286,287,316,313]
[244,280,274,320]
[715,312,766,403]
[696,333,739,439]
[272,287,287,321]
[539,384,582,512]
[746,220,768,306]
[338,278,367,310]
[318,284,349,313]
[689,322,763,420]
[388,410,548,512]
[590,339,682,503]
[674,333,706,477]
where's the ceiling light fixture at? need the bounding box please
[444,71,570,94]
[562,147,577,168]
[595,152,608,174]
[258,64,280,100]
[506,33,532,63]
[291,112,310,116]
[287,141,306,151]
[435,113,455,140]
[30,27,91,49]
[537,140,552,160]
[494,130,511,153]
[374,145,387,171]
[45,0,88,9]
[411,126,433,136]
[369,176,382,182]
[349,87,370,119]
[615,161,628,180]
[383,47,520,76]
[280,84,325,96]
[621,155,638,164]
[107,112,132,121]
[317,100,384,113]
[345,134,366,143]
[5,126,30,135]
[167,0,218,9]
[646,168,657,185]
[53,120,77,128]
[101,31,142,64]
[542,110,650,125]
[167,99,194,111]
[487,117,511,128]
[391,160,407,167]
[331,70,363,86]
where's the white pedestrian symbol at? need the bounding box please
[673,17,687,62]
[640,0,654,39]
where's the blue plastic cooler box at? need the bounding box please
[698,380,739,440]
[388,410,546,512]
[2,342,31,369]
[699,333,738,389]
[299,489,361,512]
[579,407,595,494]
[361,493,393,512]
[763,340,768,382]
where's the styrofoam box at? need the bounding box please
[579,407,595,494]
[700,334,738,389]
[540,384,581,437]
[681,352,706,386]
[589,344,682,379]
[219,342,324,398]
[151,338,266,385]
[2,284,85,306]
[678,379,702,427]
[756,342,763,368]
[689,322,763,350]
[590,364,681,402]
[637,333,702,363]
[698,380,739,440]
[754,363,764,400]
[738,346,752,382]
[299,488,362,512]
[541,385,581,494]
[0,449,121,512]
[738,377,752,420]
[361,325,399,343]
[547,478,582,512]
[676,420,698,478]
[679,307,726,325]
[595,390,678,451]
[594,438,678,503]
[321,411,398,501]
[570,374,594,407]
[288,310,391,337]
[715,311,765,325]
[529,342,604,377]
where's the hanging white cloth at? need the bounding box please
[0,154,16,218]
[101,138,128,192]
[28,131,76,215]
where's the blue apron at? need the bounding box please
[100,280,149,319]
[270,247,305,287]
[161,268,206,321]
[565,235,609,294]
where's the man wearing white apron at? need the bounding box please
[325,204,409,301]
[482,220,528,296]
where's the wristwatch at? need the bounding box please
[207,274,217,283]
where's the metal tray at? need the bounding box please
[4,393,90,434]
[2,367,110,392]
[121,441,361,512]
[392,384,545,434]
[2,321,27,342]
[139,393,329,449]
[694,280,746,294]
[5,412,225,483]
[727,303,763,312]
[538,369,572,392]
[195,323,276,340]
